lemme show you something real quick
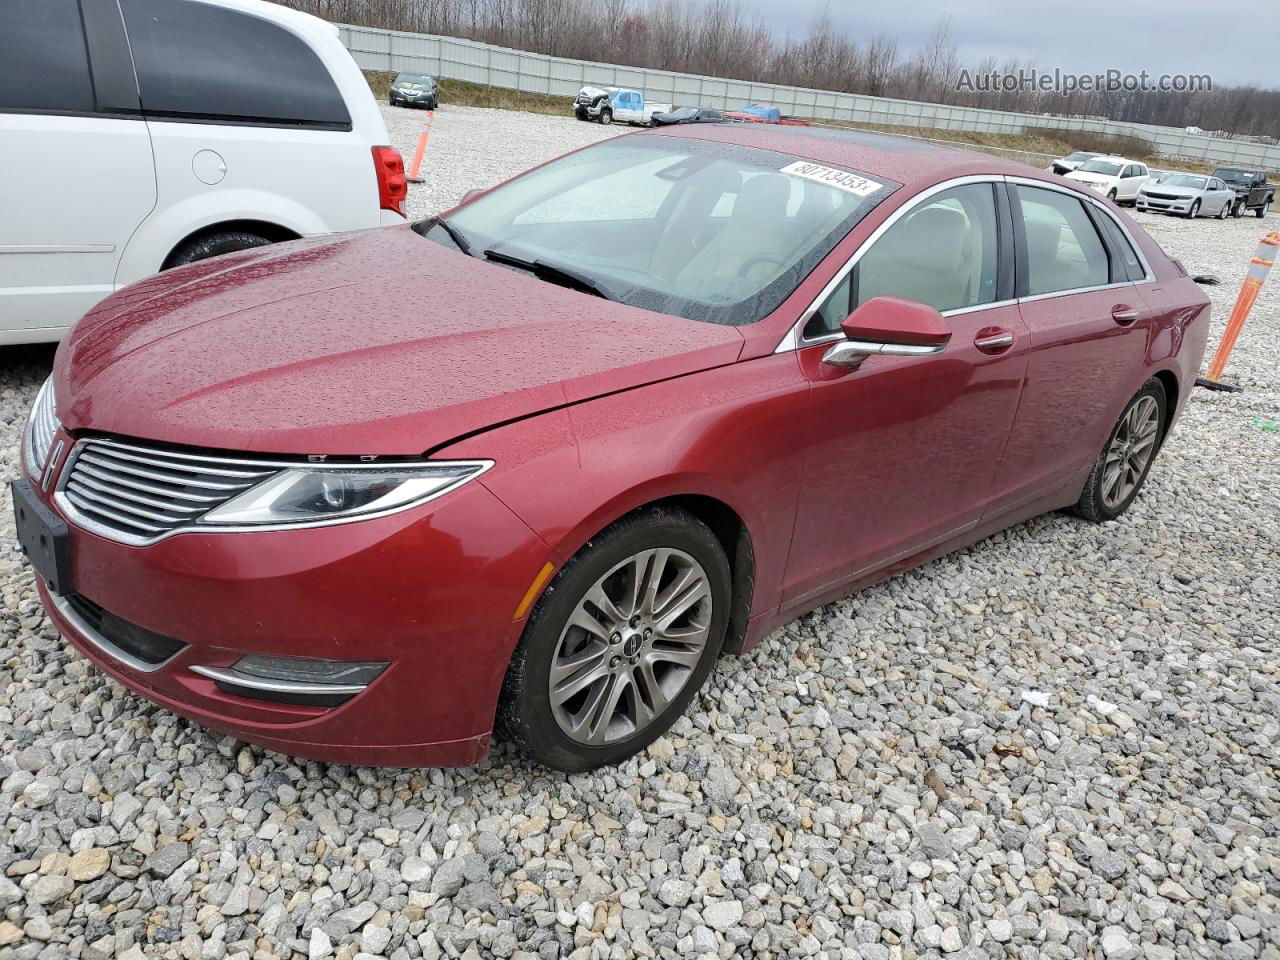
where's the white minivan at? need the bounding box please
[0,0,406,345]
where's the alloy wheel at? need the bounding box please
[1101,395,1161,509]
[548,548,712,745]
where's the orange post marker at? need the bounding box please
[1198,230,1279,392]
[407,110,433,184]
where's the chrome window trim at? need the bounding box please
[50,592,180,674]
[52,438,494,547]
[776,173,1156,354]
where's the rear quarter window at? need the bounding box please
[120,0,351,128]
[0,0,94,113]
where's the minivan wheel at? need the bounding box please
[165,231,272,269]
[499,506,731,772]
[1073,378,1167,523]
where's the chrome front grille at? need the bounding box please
[59,440,279,543]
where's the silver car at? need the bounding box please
[1136,173,1236,219]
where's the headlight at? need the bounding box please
[24,377,61,479]
[200,461,491,526]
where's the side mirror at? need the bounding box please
[823,297,952,367]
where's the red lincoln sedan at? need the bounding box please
[15,124,1210,771]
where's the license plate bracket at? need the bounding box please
[11,478,71,596]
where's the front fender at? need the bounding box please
[440,354,812,622]
[115,189,334,287]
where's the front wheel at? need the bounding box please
[598,108,612,125]
[1185,200,1200,219]
[1073,378,1167,523]
[499,507,731,772]
[1107,189,1118,203]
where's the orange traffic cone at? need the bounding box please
[1196,230,1279,393]
[407,110,433,184]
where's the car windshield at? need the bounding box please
[1215,169,1250,182]
[397,75,431,85]
[422,137,896,326]
[1065,152,1097,162]
[666,107,696,119]
[1162,175,1208,189]
[1079,159,1123,175]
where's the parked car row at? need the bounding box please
[1049,150,1274,220]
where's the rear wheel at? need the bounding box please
[165,231,272,269]
[1233,200,1245,218]
[1073,378,1167,522]
[499,506,731,771]
[1257,199,1270,218]
[1218,199,1231,219]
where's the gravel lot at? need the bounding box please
[1,105,1277,960]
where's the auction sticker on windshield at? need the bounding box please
[780,161,881,197]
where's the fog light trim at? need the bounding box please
[191,657,387,708]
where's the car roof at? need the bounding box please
[640,123,1056,185]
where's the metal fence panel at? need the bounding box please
[343,24,1280,169]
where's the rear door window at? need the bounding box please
[0,0,94,113]
[120,0,350,128]
[1017,186,1111,295]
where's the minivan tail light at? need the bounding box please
[372,146,407,217]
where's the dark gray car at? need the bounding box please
[389,72,438,110]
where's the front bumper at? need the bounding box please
[27,453,552,767]
[1136,196,1193,214]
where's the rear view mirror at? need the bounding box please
[824,296,952,367]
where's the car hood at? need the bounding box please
[1065,172,1114,186]
[56,227,745,456]
[1146,184,1200,198]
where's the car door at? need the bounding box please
[0,0,156,343]
[1205,179,1227,214]
[988,182,1154,511]
[782,180,1030,609]
[1118,164,1141,200]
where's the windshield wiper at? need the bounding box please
[432,216,475,257]
[483,246,617,301]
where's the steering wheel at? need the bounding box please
[737,253,785,277]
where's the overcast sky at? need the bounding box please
[759,1,1276,88]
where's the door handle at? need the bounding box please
[1111,305,1139,326]
[973,327,1014,354]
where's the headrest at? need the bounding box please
[732,174,791,228]
[889,205,968,273]
[1025,218,1062,263]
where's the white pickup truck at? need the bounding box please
[572,85,672,126]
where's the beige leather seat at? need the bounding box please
[678,174,793,293]
[857,205,973,312]
[1025,216,1088,294]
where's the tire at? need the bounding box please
[1185,200,1200,219]
[1218,199,1231,219]
[427,97,438,110]
[1257,199,1270,218]
[599,108,612,125]
[165,231,272,269]
[1073,377,1168,523]
[1107,189,1118,202]
[499,506,732,772]
[1233,201,1245,218]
